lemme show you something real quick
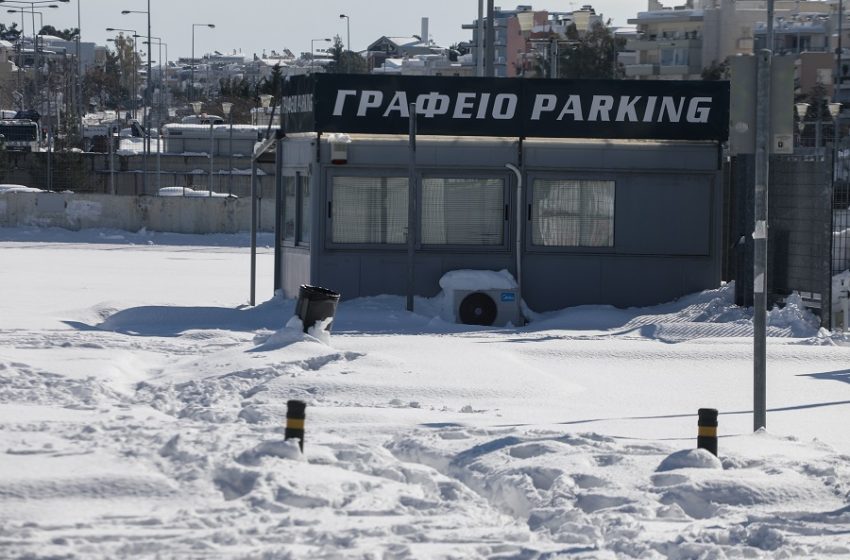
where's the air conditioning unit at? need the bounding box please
[453,289,523,327]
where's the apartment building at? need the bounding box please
[626,0,835,81]
[463,4,608,78]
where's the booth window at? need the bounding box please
[299,173,311,244]
[531,179,615,247]
[331,176,408,244]
[421,177,505,245]
[283,176,297,243]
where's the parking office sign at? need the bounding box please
[282,74,729,142]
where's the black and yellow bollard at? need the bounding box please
[285,400,306,452]
[697,408,718,456]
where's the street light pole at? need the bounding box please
[221,101,233,196]
[190,23,215,102]
[837,0,844,102]
[753,0,775,432]
[339,14,351,72]
[143,37,166,190]
[0,0,69,110]
[13,8,23,106]
[209,119,214,195]
[106,28,137,119]
[121,7,151,194]
[339,14,350,51]
[310,37,331,73]
[76,0,80,143]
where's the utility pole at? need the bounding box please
[477,0,484,77]
[485,0,495,77]
[837,0,844,102]
[753,0,775,432]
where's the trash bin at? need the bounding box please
[295,285,341,333]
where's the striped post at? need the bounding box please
[697,408,718,456]
[285,400,306,452]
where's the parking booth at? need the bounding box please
[272,74,729,312]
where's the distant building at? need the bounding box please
[625,0,711,80]
[372,54,475,77]
[625,0,837,82]
[367,18,442,72]
[366,17,471,76]
[463,4,611,78]
[38,35,98,71]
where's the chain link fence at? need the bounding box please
[0,150,275,199]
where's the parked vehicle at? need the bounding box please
[181,114,224,125]
[13,109,40,123]
[0,119,42,152]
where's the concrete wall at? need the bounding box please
[0,192,276,234]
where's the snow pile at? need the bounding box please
[157,186,235,198]
[0,184,43,193]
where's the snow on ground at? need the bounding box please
[1,227,850,558]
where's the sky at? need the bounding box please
[6,0,652,63]
[1,226,850,556]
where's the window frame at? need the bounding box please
[297,171,311,247]
[526,172,617,254]
[281,174,298,245]
[325,169,411,251]
[418,172,511,252]
[279,168,311,249]
[324,169,513,252]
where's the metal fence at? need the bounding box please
[728,133,845,330]
[769,154,834,326]
[834,137,850,274]
[793,123,850,330]
[0,150,275,199]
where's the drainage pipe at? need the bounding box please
[505,162,522,299]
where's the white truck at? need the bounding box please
[0,119,42,152]
[82,120,151,152]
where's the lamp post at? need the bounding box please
[143,37,167,191]
[190,100,204,195]
[836,0,844,103]
[141,36,165,107]
[310,37,331,73]
[1,0,66,109]
[829,102,842,178]
[795,102,810,149]
[10,7,24,104]
[106,28,137,119]
[339,14,350,51]
[796,100,842,157]
[8,7,46,107]
[339,14,350,72]
[221,101,233,196]
[258,93,272,131]
[191,100,215,196]
[75,0,80,147]
[7,8,48,46]
[122,6,151,194]
[190,23,215,102]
